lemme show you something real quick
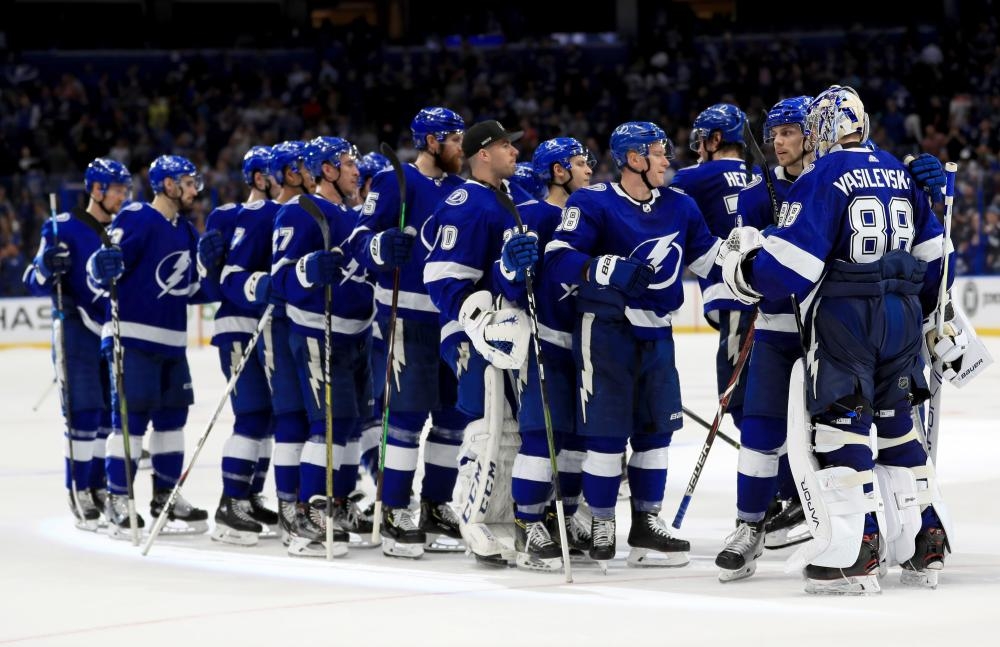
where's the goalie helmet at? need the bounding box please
[304,136,358,178]
[241,146,271,186]
[531,136,595,184]
[763,96,813,143]
[509,163,546,200]
[610,121,673,168]
[149,155,202,194]
[84,158,132,195]
[357,152,390,187]
[690,103,746,152]
[268,140,306,186]
[411,107,466,150]
[805,85,870,159]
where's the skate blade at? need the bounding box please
[473,552,515,568]
[106,525,146,541]
[347,532,381,549]
[256,524,279,540]
[287,537,349,558]
[805,574,881,595]
[74,519,101,532]
[515,553,563,572]
[900,566,940,589]
[627,547,690,568]
[718,561,758,582]
[425,533,465,553]
[765,524,812,550]
[380,536,424,559]
[155,519,209,536]
[210,526,259,547]
[595,559,609,575]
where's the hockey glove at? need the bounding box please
[587,255,654,298]
[296,248,345,288]
[87,246,124,286]
[244,271,272,305]
[907,154,945,202]
[370,226,417,269]
[459,290,531,370]
[499,231,538,282]
[717,226,764,265]
[35,243,71,283]
[923,297,970,377]
[196,229,226,277]
[721,250,762,305]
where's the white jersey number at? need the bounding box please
[848,196,914,263]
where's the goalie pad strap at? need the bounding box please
[877,428,920,451]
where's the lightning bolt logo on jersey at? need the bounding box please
[156,250,193,297]
[633,232,683,290]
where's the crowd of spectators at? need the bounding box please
[2,9,999,296]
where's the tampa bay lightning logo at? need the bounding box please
[86,274,108,303]
[155,250,192,298]
[631,232,683,290]
[445,189,468,206]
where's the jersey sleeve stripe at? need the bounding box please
[423,261,483,283]
[762,236,825,282]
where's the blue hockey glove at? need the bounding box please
[499,231,538,282]
[297,248,345,287]
[370,226,417,269]
[36,243,71,282]
[908,154,945,201]
[587,255,654,298]
[244,271,272,305]
[197,230,226,274]
[87,246,124,286]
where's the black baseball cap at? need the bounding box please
[461,120,524,158]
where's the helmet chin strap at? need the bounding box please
[626,156,657,192]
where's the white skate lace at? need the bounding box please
[567,514,591,542]
[525,521,557,549]
[432,503,460,526]
[644,512,672,538]
[722,522,758,555]
[250,493,272,511]
[391,508,419,531]
[279,501,296,524]
[336,500,365,525]
[76,489,97,511]
[232,499,257,523]
[592,518,615,546]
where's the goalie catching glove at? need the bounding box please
[718,226,764,305]
[459,290,531,370]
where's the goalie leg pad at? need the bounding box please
[873,464,922,566]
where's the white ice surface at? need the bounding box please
[1,334,998,646]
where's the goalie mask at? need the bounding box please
[805,86,870,159]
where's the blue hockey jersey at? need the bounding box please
[272,194,374,340]
[749,146,951,309]
[351,164,464,324]
[217,199,281,342]
[545,182,721,340]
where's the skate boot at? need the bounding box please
[716,519,765,582]
[804,533,881,595]
[150,482,209,535]
[420,499,465,552]
[627,503,689,568]
[286,496,349,558]
[546,509,592,556]
[211,496,262,546]
[278,499,297,546]
[248,493,279,524]
[590,516,616,573]
[764,498,809,549]
[901,527,947,588]
[90,487,108,514]
[105,492,145,540]
[332,496,377,547]
[514,518,563,572]
[68,489,101,531]
[381,506,426,559]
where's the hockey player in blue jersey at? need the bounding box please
[87,154,211,538]
[720,85,961,594]
[671,104,758,436]
[357,151,390,203]
[195,145,283,545]
[271,136,374,557]
[351,107,469,558]
[545,122,722,569]
[499,138,595,571]
[24,158,131,530]
[509,161,547,202]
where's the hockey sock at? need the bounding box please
[420,425,463,504]
[105,415,149,495]
[90,424,110,489]
[273,411,307,502]
[627,433,670,512]
[736,415,784,521]
[581,436,627,518]
[251,435,273,495]
[381,411,425,508]
[512,433,555,521]
[557,435,585,516]
[66,409,100,490]
[148,408,187,489]
[221,411,270,498]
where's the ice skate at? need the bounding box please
[332,496,378,548]
[211,495,262,546]
[901,527,948,589]
[278,499,297,546]
[804,533,881,595]
[514,518,563,572]
[590,516,616,574]
[420,499,465,552]
[716,519,765,582]
[380,506,425,559]
[68,489,101,532]
[626,503,689,568]
[247,493,279,539]
[286,496,349,558]
[150,481,209,535]
[546,509,592,557]
[105,492,145,541]
[764,498,810,549]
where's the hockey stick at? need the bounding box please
[682,407,740,449]
[925,162,958,463]
[672,311,757,530]
[32,376,58,412]
[74,206,139,545]
[497,190,573,583]
[142,304,275,555]
[371,142,406,544]
[48,194,87,523]
[299,195,336,560]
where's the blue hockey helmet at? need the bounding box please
[610,122,673,168]
[84,158,132,194]
[241,146,272,186]
[268,140,307,186]
[509,163,546,200]
[304,136,358,178]
[690,103,746,151]
[763,96,813,143]
[531,137,595,184]
[357,152,390,187]
[411,107,466,150]
[149,155,202,194]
